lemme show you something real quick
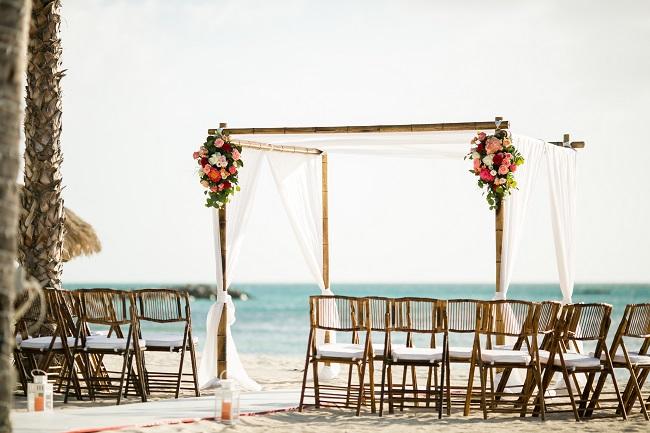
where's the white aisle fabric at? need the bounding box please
[198,150,266,391]
[267,152,340,380]
[546,144,578,304]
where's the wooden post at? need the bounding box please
[495,116,506,346]
[321,153,331,364]
[216,122,228,379]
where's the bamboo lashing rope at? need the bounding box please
[233,139,322,155]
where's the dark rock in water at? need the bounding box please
[162,284,250,301]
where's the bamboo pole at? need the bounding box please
[216,123,229,380]
[495,116,506,346]
[210,120,510,136]
[322,153,331,358]
[232,139,323,155]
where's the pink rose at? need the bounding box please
[199,147,208,157]
[192,151,200,159]
[498,164,509,175]
[214,139,224,148]
[479,168,495,183]
[232,149,241,161]
[202,165,211,174]
[229,165,237,174]
[210,185,218,192]
[478,132,487,141]
[473,158,481,171]
[218,183,225,191]
[485,137,503,154]
[510,164,517,172]
[200,180,209,188]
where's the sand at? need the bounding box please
[13,352,649,432]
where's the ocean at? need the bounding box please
[63,283,650,355]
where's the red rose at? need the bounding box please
[200,157,209,166]
[493,153,504,166]
[223,181,232,189]
[222,143,232,153]
[510,164,517,172]
[476,143,485,153]
[479,168,495,183]
[228,165,237,175]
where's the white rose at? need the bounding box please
[483,154,494,166]
[208,153,221,165]
[472,152,480,160]
[490,170,497,177]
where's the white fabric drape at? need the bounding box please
[267,152,340,379]
[498,135,547,298]
[198,150,266,391]
[546,144,577,304]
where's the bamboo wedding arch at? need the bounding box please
[209,117,585,378]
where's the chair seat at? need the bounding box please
[539,350,601,368]
[391,347,443,363]
[85,337,146,351]
[144,333,199,349]
[591,350,650,366]
[481,349,531,364]
[372,343,405,357]
[448,346,472,360]
[317,343,365,360]
[19,336,76,351]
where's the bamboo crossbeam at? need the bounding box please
[209,120,509,136]
[548,141,585,149]
[233,139,323,155]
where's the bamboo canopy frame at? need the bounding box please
[210,117,585,377]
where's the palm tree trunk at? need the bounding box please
[0,0,33,429]
[19,0,66,290]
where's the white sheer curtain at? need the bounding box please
[198,150,266,391]
[497,135,547,299]
[267,152,340,380]
[546,144,577,304]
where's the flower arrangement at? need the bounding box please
[193,130,243,209]
[466,129,524,210]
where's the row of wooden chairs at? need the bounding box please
[298,296,650,421]
[13,288,200,405]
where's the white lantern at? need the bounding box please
[27,370,53,412]
[215,378,240,424]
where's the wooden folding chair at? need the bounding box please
[299,295,374,415]
[445,299,483,414]
[380,297,446,418]
[65,289,147,405]
[608,303,650,420]
[464,300,545,420]
[536,303,626,421]
[133,289,200,398]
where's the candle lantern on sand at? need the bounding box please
[215,376,240,424]
[27,370,53,412]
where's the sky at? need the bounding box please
[49,0,650,285]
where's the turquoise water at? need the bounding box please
[63,283,650,355]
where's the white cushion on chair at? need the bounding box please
[448,346,473,359]
[85,337,146,351]
[590,350,650,366]
[19,336,77,351]
[144,333,199,348]
[372,343,405,357]
[481,349,531,364]
[391,347,443,363]
[317,343,365,359]
[539,350,601,368]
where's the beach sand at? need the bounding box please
[14,352,649,432]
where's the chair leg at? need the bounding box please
[411,365,418,408]
[426,366,433,408]
[379,360,387,417]
[175,347,187,399]
[438,361,445,419]
[445,359,451,416]
[388,364,395,414]
[357,361,367,416]
[298,355,311,412]
[626,367,649,421]
[561,367,581,421]
[479,365,488,420]
[134,349,148,402]
[345,364,354,407]
[117,351,131,405]
[312,360,320,409]
[188,342,200,397]
[464,359,476,416]
[369,358,376,414]
[609,369,627,420]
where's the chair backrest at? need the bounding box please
[620,303,650,339]
[78,288,134,327]
[365,296,391,331]
[538,301,561,334]
[477,300,538,337]
[309,295,369,332]
[447,299,481,333]
[559,303,612,342]
[134,289,189,323]
[392,298,446,334]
